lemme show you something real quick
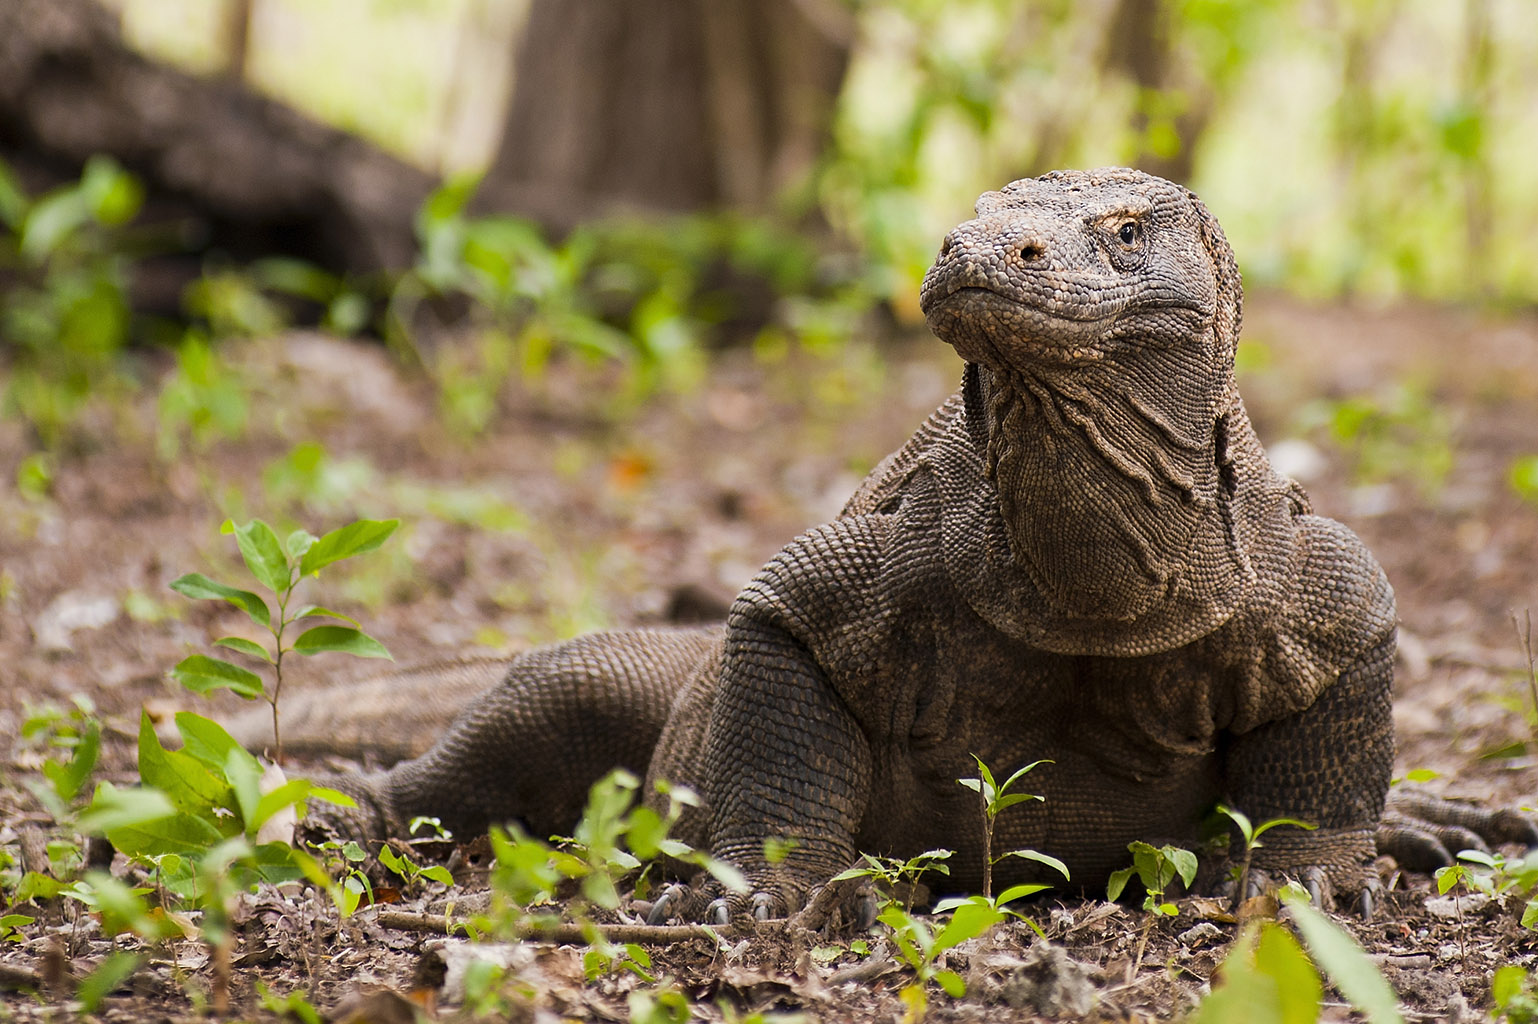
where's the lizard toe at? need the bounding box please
[646,883,689,926]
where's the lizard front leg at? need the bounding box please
[671,600,873,923]
[1222,631,1395,911]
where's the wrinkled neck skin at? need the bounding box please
[962,327,1248,628]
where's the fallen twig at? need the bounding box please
[371,908,728,945]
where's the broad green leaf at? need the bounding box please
[108,810,226,861]
[44,713,99,803]
[1168,847,1199,888]
[76,781,175,836]
[135,712,237,825]
[296,605,360,627]
[997,883,1053,904]
[1283,892,1403,1024]
[169,573,270,627]
[252,779,318,833]
[77,951,142,1014]
[286,529,317,559]
[214,636,272,663]
[224,747,264,832]
[292,626,392,660]
[626,805,668,860]
[421,865,455,887]
[933,969,966,997]
[1493,965,1528,1008]
[19,188,89,263]
[933,898,1003,955]
[1522,898,1538,930]
[298,518,399,576]
[232,519,291,593]
[79,154,144,226]
[1107,866,1135,901]
[175,712,243,769]
[172,654,265,700]
[1001,848,1070,880]
[1191,926,1282,1024]
[701,855,749,894]
[1435,866,1463,895]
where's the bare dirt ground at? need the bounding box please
[2,292,1537,1022]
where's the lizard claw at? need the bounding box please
[1378,791,1533,873]
[751,892,776,922]
[855,891,879,931]
[708,898,731,926]
[647,883,688,926]
[1356,872,1381,922]
[1303,866,1328,909]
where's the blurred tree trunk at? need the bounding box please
[0,0,434,278]
[476,0,853,229]
[1103,0,1212,183]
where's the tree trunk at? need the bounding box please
[477,0,852,230]
[0,0,435,276]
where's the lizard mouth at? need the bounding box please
[922,285,1117,360]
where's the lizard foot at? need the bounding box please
[1378,791,1538,872]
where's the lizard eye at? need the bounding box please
[1117,221,1139,245]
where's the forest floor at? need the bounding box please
[2,292,1537,1022]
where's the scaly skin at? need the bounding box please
[307,169,1533,919]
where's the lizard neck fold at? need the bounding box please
[927,360,1265,657]
[976,346,1234,621]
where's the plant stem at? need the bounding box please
[1129,915,1153,983]
[980,802,993,902]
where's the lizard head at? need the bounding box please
[919,167,1241,379]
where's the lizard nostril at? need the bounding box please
[1020,242,1045,262]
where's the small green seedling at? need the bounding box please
[170,516,397,762]
[1494,965,1538,1024]
[879,895,1012,1022]
[1108,841,1199,980]
[957,755,1062,902]
[1215,804,1316,899]
[832,849,954,913]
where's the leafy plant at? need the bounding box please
[955,755,1064,903]
[155,331,250,460]
[169,516,398,762]
[1494,965,1538,1024]
[878,898,1002,1023]
[832,849,954,913]
[1107,840,1199,980]
[1193,882,1404,1024]
[1297,381,1454,496]
[0,154,144,450]
[1215,804,1317,900]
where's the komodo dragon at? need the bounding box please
[301,168,1535,921]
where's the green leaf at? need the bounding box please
[224,746,265,832]
[169,573,270,627]
[296,605,360,627]
[251,779,315,834]
[1493,965,1528,1008]
[135,712,237,823]
[291,626,392,660]
[1000,847,1071,881]
[421,865,455,887]
[1107,866,1135,902]
[76,781,175,836]
[1250,816,1317,841]
[992,792,1043,812]
[303,786,357,811]
[996,883,1053,905]
[214,636,273,663]
[1283,893,1403,1024]
[174,712,243,769]
[232,519,291,593]
[298,519,399,576]
[1522,898,1538,930]
[933,968,966,998]
[79,155,144,226]
[997,759,1051,795]
[1435,865,1463,895]
[1217,804,1254,843]
[286,529,317,559]
[1168,847,1199,889]
[77,950,142,1014]
[172,654,266,699]
[932,898,1003,955]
